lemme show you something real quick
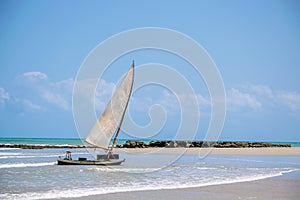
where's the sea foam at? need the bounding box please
[0,169,297,200]
[0,162,56,169]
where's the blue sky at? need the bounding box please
[0,0,299,141]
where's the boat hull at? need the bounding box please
[57,158,125,166]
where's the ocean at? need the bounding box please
[0,138,300,200]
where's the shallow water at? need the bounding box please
[0,148,299,200]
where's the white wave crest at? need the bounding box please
[0,152,89,159]
[0,162,56,169]
[0,152,22,156]
[89,167,162,173]
[0,148,20,150]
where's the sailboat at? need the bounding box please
[57,62,134,165]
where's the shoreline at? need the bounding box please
[115,147,300,156]
[63,170,300,200]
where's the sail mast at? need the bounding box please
[109,61,135,153]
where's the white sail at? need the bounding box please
[85,63,134,150]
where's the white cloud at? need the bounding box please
[0,87,10,106]
[19,71,48,81]
[45,78,74,111]
[54,78,74,90]
[71,78,120,115]
[228,84,300,113]
[157,90,178,112]
[124,85,216,116]
[13,71,74,111]
[12,72,119,112]
[128,89,210,117]
[227,88,261,111]
[21,99,44,111]
[95,79,116,112]
[8,72,300,115]
[77,79,300,115]
[41,90,70,110]
[246,84,273,98]
[276,91,300,112]
[126,90,179,115]
[197,94,211,110]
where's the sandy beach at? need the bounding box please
[114,147,300,156]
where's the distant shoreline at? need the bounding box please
[0,140,292,149]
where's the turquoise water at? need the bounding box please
[0,137,87,146]
[0,138,299,147]
[271,141,300,147]
[0,138,150,146]
[0,138,135,146]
